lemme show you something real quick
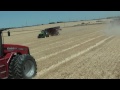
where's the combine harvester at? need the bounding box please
[0,28,37,79]
[38,26,62,38]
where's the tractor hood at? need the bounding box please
[3,44,30,55]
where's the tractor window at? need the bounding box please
[41,30,44,34]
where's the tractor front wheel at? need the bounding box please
[8,54,37,79]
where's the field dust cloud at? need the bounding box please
[103,19,120,36]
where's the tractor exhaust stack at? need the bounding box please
[0,31,3,57]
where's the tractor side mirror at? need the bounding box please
[8,31,10,36]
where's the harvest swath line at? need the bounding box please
[30,31,101,53]
[23,30,84,46]
[23,29,102,46]
[36,35,104,62]
[32,31,102,54]
[34,36,114,79]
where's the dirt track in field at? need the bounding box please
[3,19,120,79]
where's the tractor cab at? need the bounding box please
[38,30,49,38]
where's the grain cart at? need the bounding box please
[45,26,61,36]
[38,26,61,38]
[0,28,37,79]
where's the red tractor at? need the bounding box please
[0,28,37,79]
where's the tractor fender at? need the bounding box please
[4,52,17,64]
[0,52,17,78]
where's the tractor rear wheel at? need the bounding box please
[8,54,37,79]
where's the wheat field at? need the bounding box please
[3,19,120,79]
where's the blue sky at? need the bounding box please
[0,11,120,28]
